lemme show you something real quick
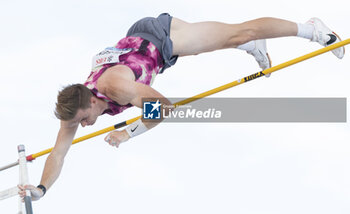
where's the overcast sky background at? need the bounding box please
[0,0,349,213]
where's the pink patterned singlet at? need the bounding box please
[84,37,164,115]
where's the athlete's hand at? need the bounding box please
[18,184,44,201]
[104,130,130,148]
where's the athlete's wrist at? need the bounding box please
[37,184,47,197]
[125,119,149,138]
[122,129,131,140]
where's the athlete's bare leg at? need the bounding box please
[170,17,297,57]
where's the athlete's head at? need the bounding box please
[55,84,100,126]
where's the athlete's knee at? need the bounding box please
[226,24,258,47]
[242,26,259,42]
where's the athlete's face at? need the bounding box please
[71,96,105,127]
[76,105,100,127]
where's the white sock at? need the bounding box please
[236,41,256,52]
[297,23,315,40]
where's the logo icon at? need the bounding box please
[131,125,138,132]
[143,100,161,120]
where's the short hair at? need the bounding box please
[54,84,93,121]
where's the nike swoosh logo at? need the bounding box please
[131,125,138,132]
[326,34,337,45]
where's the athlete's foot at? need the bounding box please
[306,17,345,59]
[247,39,272,77]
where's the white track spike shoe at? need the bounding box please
[306,17,345,59]
[247,39,272,77]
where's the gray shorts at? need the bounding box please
[126,13,178,73]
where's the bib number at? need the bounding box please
[92,47,133,68]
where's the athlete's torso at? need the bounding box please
[84,36,164,116]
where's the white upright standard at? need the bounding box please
[0,145,33,214]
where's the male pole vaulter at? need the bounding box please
[19,13,344,199]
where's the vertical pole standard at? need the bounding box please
[18,145,33,214]
[18,196,23,214]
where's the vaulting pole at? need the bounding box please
[1,38,349,172]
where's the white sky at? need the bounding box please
[0,0,349,213]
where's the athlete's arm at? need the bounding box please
[102,72,172,147]
[19,120,78,200]
[40,121,79,189]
